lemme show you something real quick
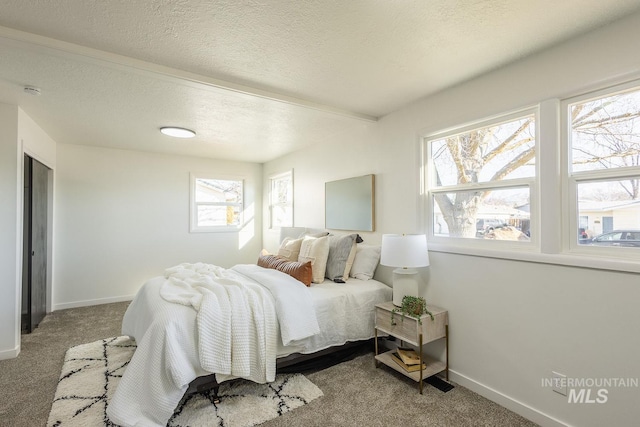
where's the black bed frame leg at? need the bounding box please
[188,373,222,403]
[212,385,220,404]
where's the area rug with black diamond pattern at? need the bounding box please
[47,336,323,427]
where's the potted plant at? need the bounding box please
[391,296,434,325]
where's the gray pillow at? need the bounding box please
[325,234,362,282]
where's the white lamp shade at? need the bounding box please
[380,234,430,268]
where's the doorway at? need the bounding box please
[22,154,51,333]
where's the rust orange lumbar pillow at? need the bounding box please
[257,254,313,286]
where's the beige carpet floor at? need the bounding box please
[0,301,537,427]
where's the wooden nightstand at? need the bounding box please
[374,301,449,394]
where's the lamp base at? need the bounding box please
[392,268,419,306]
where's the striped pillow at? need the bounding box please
[257,254,312,286]
[325,234,361,282]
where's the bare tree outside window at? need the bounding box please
[571,90,640,198]
[571,88,640,242]
[429,114,535,240]
[428,86,640,244]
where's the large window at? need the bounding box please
[565,84,640,253]
[269,170,293,228]
[425,110,537,245]
[190,174,243,232]
[422,81,640,271]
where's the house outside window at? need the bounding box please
[564,83,640,254]
[190,174,243,232]
[425,110,537,247]
[269,170,293,228]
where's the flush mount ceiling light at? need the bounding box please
[160,126,196,138]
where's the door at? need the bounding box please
[22,155,49,333]
[602,216,614,234]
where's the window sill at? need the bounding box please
[428,243,640,274]
[190,226,240,233]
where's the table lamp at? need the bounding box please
[380,234,430,306]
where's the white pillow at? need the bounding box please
[298,235,330,284]
[277,237,304,261]
[350,244,381,280]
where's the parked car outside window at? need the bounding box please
[476,219,508,235]
[582,230,640,247]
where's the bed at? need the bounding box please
[106,236,390,427]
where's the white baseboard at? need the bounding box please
[1,296,132,360]
[449,369,569,427]
[53,294,135,311]
[0,345,20,360]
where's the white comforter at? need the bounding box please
[107,263,320,427]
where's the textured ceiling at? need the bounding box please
[1,1,640,162]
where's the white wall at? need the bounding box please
[54,144,263,309]
[262,120,410,251]
[0,104,20,360]
[263,12,640,427]
[18,110,57,170]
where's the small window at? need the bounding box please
[425,110,536,245]
[190,174,243,232]
[269,170,293,228]
[566,84,640,251]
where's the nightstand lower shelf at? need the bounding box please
[374,302,449,394]
[375,350,446,383]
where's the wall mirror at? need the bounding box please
[325,174,375,231]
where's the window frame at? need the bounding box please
[423,107,540,253]
[268,170,294,229]
[418,81,640,274]
[561,80,640,261]
[189,173,244,233]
